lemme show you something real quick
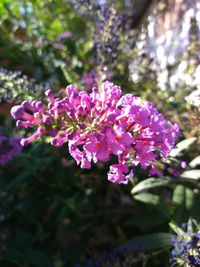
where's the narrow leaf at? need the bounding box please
[190,155,200,168]
[172,185,187,223]
[131,177,172,195]
[169,222,185,236]
[181,169,200,180]
[172,185,185,206]
[133,193,160,205]
[169,137,197,157]
[118,233,172,252]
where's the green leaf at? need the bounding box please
[172,185,197,222]
[134,193,160,205]
[118,233,172,252]
[190,155,200,168]
[133,193,171,217]
[172,184,200,222]
[169,222,185,236]
[185,187,195,210]
[172,184,185,206]
[181,169,200,180]
[131,177,172,195]
[172,184,186,223]
[169,137,197,157]
[189,192,200,221]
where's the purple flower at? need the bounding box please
[107,163,130,184]
[170,220,200,266]
[134,144,156,169]
[106,126,134,156]
[81,70,98,89]
[0,134,22,165]
[56,31,73,41]
[84,134,110,163]
[68,141,91,169]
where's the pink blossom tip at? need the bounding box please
[45,89,54,102]
[42,115,52,125]
[20,138,29,147]
[10,105,24,119]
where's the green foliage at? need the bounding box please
[0,68,47,103]
[0,0,90,90]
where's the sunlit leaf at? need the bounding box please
[133,193,160,205]
[181,169,200,180]
[189,156,200,168]
[169,222,185,236]
[169,137,197,157]
[131,177,172,195]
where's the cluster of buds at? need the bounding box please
[11,81,179,184]
[170,220,200,266]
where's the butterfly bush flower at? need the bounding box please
[92,5,132,82]
[10,81,179,184]
[170,220,200,267]
[0,134,22,165]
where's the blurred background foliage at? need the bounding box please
[0,0,199,266]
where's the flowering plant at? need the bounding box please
[11,81,179,184]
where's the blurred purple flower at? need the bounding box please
[0,134,22,165]
[56,31,73,41]
[81,70,98,89]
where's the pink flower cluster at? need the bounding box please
[10,81,179,184]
